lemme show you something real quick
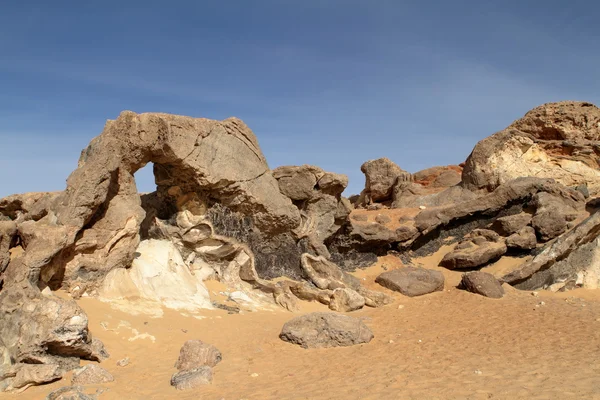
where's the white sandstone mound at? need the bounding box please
[99,239,213,316]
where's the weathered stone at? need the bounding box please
[461,271,504,298]
[4,364,62,391]
[174,340,222,371]
[279,312,373,349]
[506,226,537,250]
[272,165,323,201]
[413,165,463,188]
[170,366,212,390]
[375,267,444,297]
[392,184,477,209]
[0,285,106,377]
[360,158,411,203]
[462,101,600,194]
[531,192,582,241]
[317,172,349,195]
[328,288,366,312]
[440,239,507,270]
[45,386,94,400]
[503,211,600,289]
[71,364,114,385]
[492,213,532,236]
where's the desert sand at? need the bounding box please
[8,251,600,400]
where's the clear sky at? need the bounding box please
[1,0,599,197]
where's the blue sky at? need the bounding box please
[1,0,599,197]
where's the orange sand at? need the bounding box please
[8,255,600,400]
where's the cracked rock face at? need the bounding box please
[462,101,600,194]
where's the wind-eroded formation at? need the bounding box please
[2,101,600,392]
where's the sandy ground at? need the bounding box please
[8,252,600,400]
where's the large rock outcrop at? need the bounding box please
[0,111,392,392]
[462,101,600,194]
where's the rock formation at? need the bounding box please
[3,100,600,393]
[462,101,600,194]
[0,111,387,392]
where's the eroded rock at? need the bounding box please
[174,340,222,371]
[359,158,412,203]
[71,364,114,385]
[279,312,374,349]
[462,101,600,194]
[170,366,212,390]
[461,271,504,298]
[375,267,444,297]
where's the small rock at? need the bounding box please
[460,271,504,298]
[532,291,539,297]
[170,367,212,390]
[71,364,114,385]
[45,386,94,400]
[250,373,259,378]
[376,267,444,297]
[175,340,222,370]
[506,226,538,250]
[279,312,374,349]
[116,358,130,367]
[328,288,366,312]
[474,370,483,375]
[397,305,405,309]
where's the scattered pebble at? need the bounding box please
[397,305,405,310]
[474,370,483,375]
[418,340,422,343]
[250,373,259,378]
[388,340,394,344]
[116,357,130,367]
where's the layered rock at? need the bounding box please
[502,211,600,290]
[462,101,600,194]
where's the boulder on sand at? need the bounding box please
[460,271,505,298]
[279,312,374,349]
[375,267,444,297]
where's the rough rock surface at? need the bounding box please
[45,386,94,400]
[506,227,538,251]
[359,158,412,204]
[503,211,600,290]
[71,364,114,385]
[492,213,532,236]
[440,232,507,270]
[0,285,107,383]
[279,312,374,349]
[392,184,477,209]
[375,267,444,297]
[174,340,222,370]
[413,165,462,188]
[2,364,62,392]
[170,366,212,390]
[462,101,600,194]
[461,271,505,298]
[328,288,366,312]
[531,192,582,241]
